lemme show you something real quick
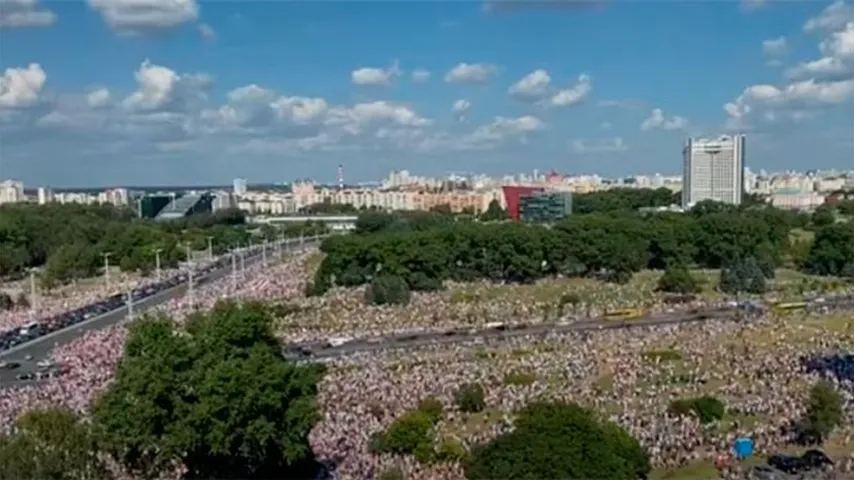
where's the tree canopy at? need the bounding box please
[465,401,650,480]
[91,301,326,479]
[311,200,825,296]
[0,203,325,286]
[0,408,105,480]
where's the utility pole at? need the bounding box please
[262,240,268,267]
[231,249,238,292]
[240,247,247,279]
[206,236,214,260]
[29,269,37,319]
[100,252,112,291]
[188,268,194,311]
[299,233,304,251]
[184,243,193,267]
[126,291,134,321]
[154,248,163,283]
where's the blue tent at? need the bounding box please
[733,437,754,460]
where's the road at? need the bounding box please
[0,238,321,384]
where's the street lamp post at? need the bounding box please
[154,248,163,283]
[184,243,194,311]
[126,291,134,321]
[240,246,247,279]
[100,252,113,291]
[206,236,214,260]
[262,240,268,267]
[29,269,37,319]
[231,248,238,292]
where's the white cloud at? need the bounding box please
[451,99,471,120]
[411,68,431,83]
[787,22,854,80]
[351,62,401,86]
[0,63,47,108]
[762,36,788,56]
[444,63,497,83]
[641,108,688,131]
[548,74,592,107]
[123,60,212,112]
[804,1,854,33]
[86,88,112,109]
[198,23,215,41]
[570,137,627,154]
[728,8,854,130]
[508,69,551,99]
[86,0,199,35]
[0,0,56,27]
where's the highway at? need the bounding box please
[0,238,321,384]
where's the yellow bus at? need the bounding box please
[773,301,807,314]
[604,308,644,320]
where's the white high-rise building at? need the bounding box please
[37,186,54,205]
[0,180,24,204]
[682,135,745,208]
[233,178,247,196]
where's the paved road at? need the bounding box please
[0,239,320,384]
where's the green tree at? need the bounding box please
[656,266,700,294]
[805,223,854,276]
[812,205,837,228]
[480,199,508,222]
[92,302,325,479]
[798,380,843,444]
[0,408,105,480]
[465,402,650,480]
[455,383,486,413]
[365,274,411,306]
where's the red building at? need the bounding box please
[502,186,544,221]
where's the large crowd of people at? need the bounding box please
[0,248,852,479]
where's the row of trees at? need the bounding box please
[312,203,854,296]
[0,204,326,287]
[0,302,326,479]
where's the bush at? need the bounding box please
[407,272,443,292]
[798,380,843,444]
[435,436,468,463]
[455,383,486,413]
[418,397,444,423]
[656,266,700,294]
[365,275,411,306]
[382,410,434,455]
[465,401,650,480]
[667,395,725,424]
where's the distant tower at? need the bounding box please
[337,164,344,190]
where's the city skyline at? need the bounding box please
[1,1,853,186]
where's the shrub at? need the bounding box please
[656,266,700,294]
[797,380,844,444]
[382,410,434,455]
[667,395,725,424]
[407,272,443,292]
[435,437,468,463]
[465,401,650,480]
[418,397,444,423]
[455,383,486,413]
[365,275,411,306]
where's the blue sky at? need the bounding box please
[0,0,852,187]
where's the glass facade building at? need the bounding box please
[519,192,572,222]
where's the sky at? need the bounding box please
[0,0,852,187]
